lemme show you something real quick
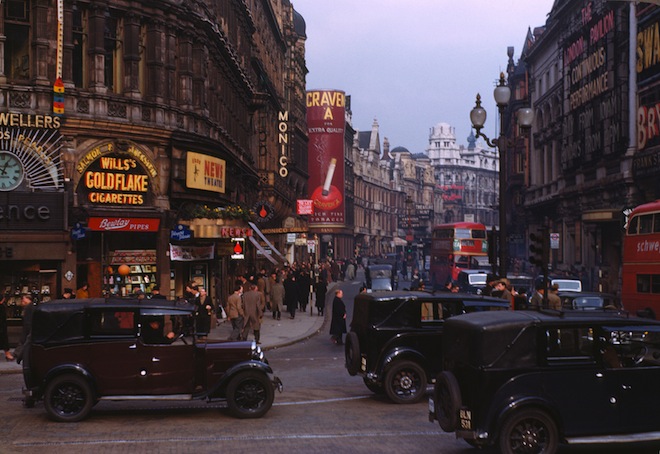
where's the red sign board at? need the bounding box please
[297,199,314,215]
[88,217,160,232]
[306,90,346,227]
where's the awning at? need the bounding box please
[249,221,286,263]
[248,236,278,265]
[393,237,407,246]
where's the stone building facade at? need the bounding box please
[0,0,307,306]
[508,0,640,292]
[426,123,499,228]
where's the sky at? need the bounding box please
[292,0,556,154]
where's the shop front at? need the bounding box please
[0,114,67,343]
[71,141,170,297]
[179,219,257,304]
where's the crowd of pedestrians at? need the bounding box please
[219,258,363,345]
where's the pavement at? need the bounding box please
[0,282,336,376]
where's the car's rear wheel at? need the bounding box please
[499,408,558,454]
[226,370,274,419]
[345,332,360,376]
[435,371,461,432]
[44,374,94,422]
[384,360,426,404]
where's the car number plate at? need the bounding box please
[459,407,472,430]
[428,397,435,413]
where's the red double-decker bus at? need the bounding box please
[430,222,488,289]
[622,200,660,317]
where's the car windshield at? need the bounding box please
[553,279,582,291]
[372,269,392,279]
[573,296,603,308]
[468,274,487,285]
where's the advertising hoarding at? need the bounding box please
[306,90,346,227]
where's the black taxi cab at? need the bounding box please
[344,290,509,404]
[430,309,660,453]
[22,298,281,422]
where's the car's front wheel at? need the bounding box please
[226,370,274,418]
[384,360,426,404]
[44,374,94,422]
[499,408,558,454]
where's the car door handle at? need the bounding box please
[152,357,160,362]
[129,344,136,349]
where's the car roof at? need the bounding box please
[34,297,195,314]
[447,309,657,331]
[356,290,507,304]
[443,310,660,368]
[368,264,393,270]
[459,270,488,275]
[557,291,614,298]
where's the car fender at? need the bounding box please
[42,364,97,396]
[380,347,426,377]
[490,395,564,443]
[209,360,274,397]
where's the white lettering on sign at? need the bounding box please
[637,239,660,254]
[98,218,131,230]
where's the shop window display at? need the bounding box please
[105,250,157,297]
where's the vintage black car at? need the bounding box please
[558,291,620,311]
[429,310,660,453]
[22,298,282,422]
[366,264,397,291]
[454,270,488,294]
[344,291,509,404]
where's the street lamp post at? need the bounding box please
[470,73,534,278]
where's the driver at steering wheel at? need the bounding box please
[141,315,176,344]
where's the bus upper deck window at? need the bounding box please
[628,216,638,235]
[639,215,653,234]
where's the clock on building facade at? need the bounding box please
[0,151,25,191]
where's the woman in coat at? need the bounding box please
[329,289,347,345]
[270,275,285,320]
[283,272,298,319]
[0,295,13,361]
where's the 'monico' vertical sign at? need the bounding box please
[306,89,346,227]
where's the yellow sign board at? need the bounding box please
[186,151,226,193]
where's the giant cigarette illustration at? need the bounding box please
[322,158,337,196]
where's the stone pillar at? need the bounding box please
[145,20,165,103]
[87,2,107,93]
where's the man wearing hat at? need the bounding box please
[493,278,513,308]
[151,285,166,300]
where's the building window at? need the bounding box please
[104,11,122,93]
[139,24,146,95]
[72,5,86,88]
[4,0,30,81]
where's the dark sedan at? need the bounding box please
[558,291,620,310]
